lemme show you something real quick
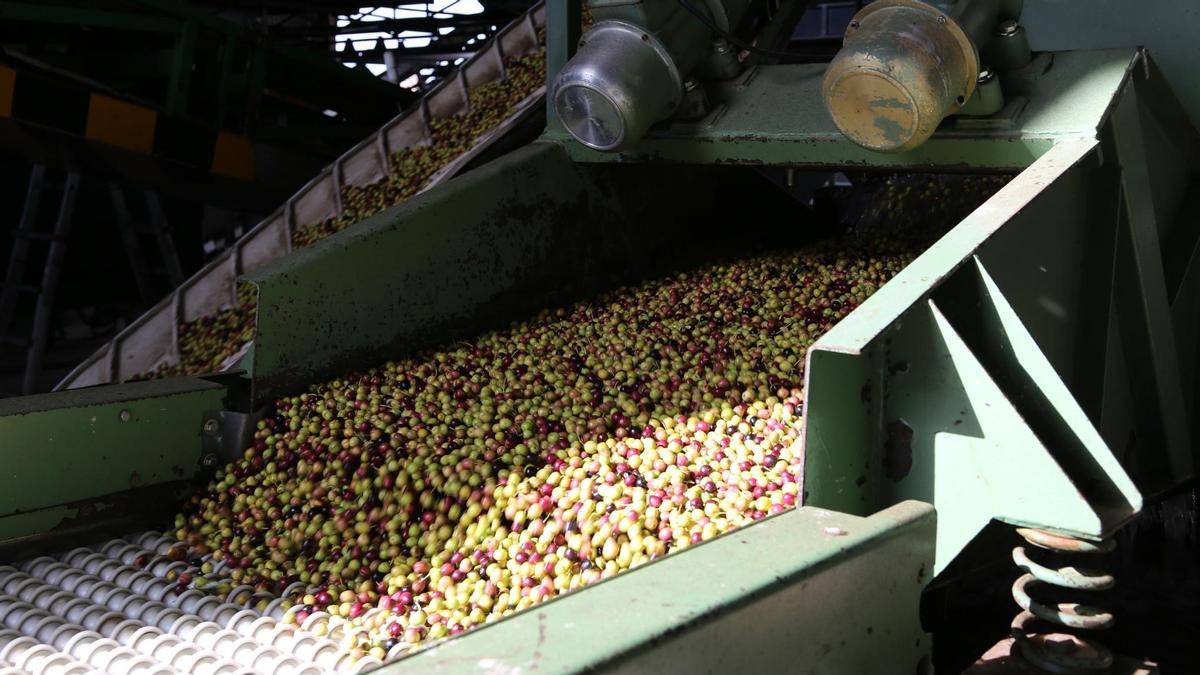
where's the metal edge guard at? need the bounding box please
[379,501,935,674]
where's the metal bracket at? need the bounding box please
[801,140,1146,574]
[200,409,261,467]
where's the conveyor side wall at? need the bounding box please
[0,378,226,547]
[380,501,936,674]
[804,57,1200,572]
[244,141,813,406]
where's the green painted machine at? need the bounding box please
[2,0,1199,673]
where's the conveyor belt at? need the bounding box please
[55,1,549,392]
[1,532,375,675]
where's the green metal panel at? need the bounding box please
[246,142,596,405]
[800,53,1200,569]
[544,50,1142,169]
[0,377,225,542]
[1023,0,1200,129]
[802,139,1153,573]
[378,501,935,674]
[245,141,813,405]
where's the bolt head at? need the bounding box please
[203,419,220,435]
[119,410,132,422]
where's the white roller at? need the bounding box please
[13,535,359,674]
[84,542,339,671]
[348,656,383,674]
[0,574,244,675]
[0,613,163,675]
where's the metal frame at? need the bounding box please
[801,53,1200,572]
[534,8,1199,568]
[545,49,1142,169]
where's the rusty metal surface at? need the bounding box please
[965,638,1157,675]
[823,0,979,152]
[0,377,226,543]
[1016,528,1116,554]
[1009,526,1118,671]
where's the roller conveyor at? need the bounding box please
[0,530,382,675]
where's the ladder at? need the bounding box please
[0,165,81,395]
[110,185,185,305]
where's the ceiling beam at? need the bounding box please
[275,11,513,38]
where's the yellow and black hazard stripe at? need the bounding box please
[0,62,254,181]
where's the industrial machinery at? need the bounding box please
[54,2,550,389]
[3,0,1199,673]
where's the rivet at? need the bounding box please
[118,410,132,422]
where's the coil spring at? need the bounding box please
[1011,528,1116,673]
